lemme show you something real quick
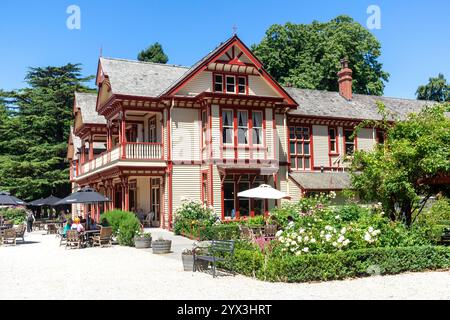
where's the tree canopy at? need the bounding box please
[351,103,450,225]
[252,15,390,96]
[137,42,169,64]
[0,64,94,201]
[416,73,449,102]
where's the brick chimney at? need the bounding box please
[337,59,353,100]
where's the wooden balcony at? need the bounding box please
[78,143,164,177]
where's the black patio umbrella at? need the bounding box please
[55,187,111,229]
[30,195,62,207]
[29,198,45,206]
[0,192,27,206]
[29,195,63,219]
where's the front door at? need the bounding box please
[150,178,161,227]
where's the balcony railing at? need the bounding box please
[125,142,163,160]
[78,143,163,176]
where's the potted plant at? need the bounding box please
[181,249,195,271]
[152,236,172,254]
[181,248,210,272]
[134,231,152,249]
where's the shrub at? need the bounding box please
[200,224,241,241]
[173,199,217,236]
[100,210,141,247]
[232,246,450,283]
[0,208,26,225]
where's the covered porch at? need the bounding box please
[75,167,167,228]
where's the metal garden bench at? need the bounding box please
[193,240,235,278]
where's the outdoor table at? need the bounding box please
[82,230,101,247]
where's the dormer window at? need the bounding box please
[226,76,236,93]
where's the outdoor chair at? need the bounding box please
[143,213,153,228]
[65,230,82,249]
[92,227,113,248]
[238,225,256,242]
[15,225,26,243]
[47,224,57,235]
[193,240,235,278]
[263,224,277,241]
[2,228,17,246]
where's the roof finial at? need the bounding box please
[99,45,103,57]
[232,24,238,36]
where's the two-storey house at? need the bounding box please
[67,35,430,229]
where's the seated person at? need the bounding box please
[90,219,98,230]
[62,218,73,237]
[100,218,109,227]
[71,218,85,233]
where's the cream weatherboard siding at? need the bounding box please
[212,165,222,216]
[312,125,329,168]
[288,177,302,202]
[358,128,376,151]
[275,113,287,162]
[248,75,280,97]
[177,71,213,96]
[171,108,200,161]
[172,165,201,211]
[211,105,221,159]
[265,108,275,159]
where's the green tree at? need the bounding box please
[416,73,449,102]
[0,64,94,200]
[351,103,450,226]
[252,15,390,95]
[137,42,169,64]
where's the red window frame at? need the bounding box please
[220,107,265,148]
[289,126,312,171]
[213,73,248,95]
[328,127,339,155]
[343,128,357,156]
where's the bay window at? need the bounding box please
[222,110,234,144]
[202,110,208,147]
[237,111,248,144]
[252,111,263,145]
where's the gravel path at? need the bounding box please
[0,230,449,300]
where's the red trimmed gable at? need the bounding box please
[164,35,298,107]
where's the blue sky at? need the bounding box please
[0,0,448,99]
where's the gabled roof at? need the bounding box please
[74,92,106,125]
[159,35,298,106]
[99,57,189,97]
[286,88,434,121]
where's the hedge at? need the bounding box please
[232,246,450,283]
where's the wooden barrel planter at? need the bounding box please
[134,236,152,249]
[152,240,172,254]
